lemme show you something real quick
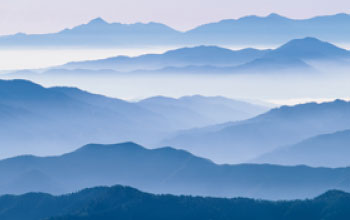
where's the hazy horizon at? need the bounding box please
[2,72,350,106]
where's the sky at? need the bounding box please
[0,0,349,35]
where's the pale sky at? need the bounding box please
[0,0,349,35]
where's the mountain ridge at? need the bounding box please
[2,13,350,48]
[252,129,350,167]
[161,99,350,164]
[11,37,342,75]
[0,79,267,158]
[47,37,346,74]
[2,142,350,200]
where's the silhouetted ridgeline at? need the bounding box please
[1,185,350,220]
[2,142,350,200]
[2,13,350,48]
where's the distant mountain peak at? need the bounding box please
[267,13,284,18]
[334,13,350,17]
[268,13,279,16]
[288,37,323,43]
[270,37,350,59]
[236,13,286,22]
[281,37,343,50]
[87,17,108,25]
[281,37,326,47]
[318,13,350,19]
[75,142,143,153]
[315,190,349,201]
[164,45,234,55]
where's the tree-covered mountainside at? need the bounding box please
[1,185,350,220]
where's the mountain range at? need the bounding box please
[1,185,350,220]
[0,79,267,158]
[61,46,270,72]
[186,13,350,45]
[0,18,180,48]
[3,11,350,220]
[161,99,350,164]
[10,37,350,76]
[2,79,350,166]
[2,13,350,48]
[3,80,350,167]
[253,129,350,167]
[2,142,350,200]
[136,95,267,123]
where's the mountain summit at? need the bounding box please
[268,37,350,59]
[87,17,109,25]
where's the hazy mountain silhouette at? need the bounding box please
[0,79,265,158]
[161,99,350,164]
[233,57,313,73]
[185,13,350,45]
[37,37,346,75]
[0,79,165,157]
[0,185,350,220]
[137,95,268,125]
[253,129,350,167]
[62,17,178,35]
[2,142,350,200]
[0,18,181,48]
[142,37,349,74]
[6,37,346,77]
[266,37,350,60]
[2,14,350,48]
[230,37,350,72]
[61,46,269,72]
